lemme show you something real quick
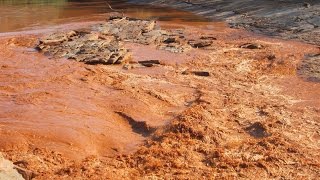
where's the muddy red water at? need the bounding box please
[0,1,319,179]
[0,0,211,33]
[0,33,199,160]
[0,0,214,162]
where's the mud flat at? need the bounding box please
[0,14,320,179]
[130,0,320,45]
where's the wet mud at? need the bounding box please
[0,12,320,180]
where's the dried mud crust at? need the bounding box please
[1,19,320,179]
[130,0,320,45]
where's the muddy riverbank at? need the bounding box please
[130,0,320,45]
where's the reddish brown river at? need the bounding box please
[0,1,319,179]
[0,0,212,33]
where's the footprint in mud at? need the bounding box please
[245,122,270,138]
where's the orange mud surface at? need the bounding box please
[0,20,319,179]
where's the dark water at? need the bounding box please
[0,0,210,33]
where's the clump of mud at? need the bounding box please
[36,17,215,64]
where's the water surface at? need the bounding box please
[0,0,211,33]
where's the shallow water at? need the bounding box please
[0,0,212,33]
